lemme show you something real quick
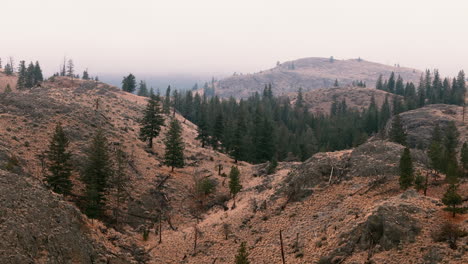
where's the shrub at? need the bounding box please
[431,222,467,249]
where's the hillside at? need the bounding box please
[0,70,17,92]
[215,57,422,99]
[300,87,400,115]
[0,76,466,263]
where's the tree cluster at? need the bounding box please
[17,61,43,89]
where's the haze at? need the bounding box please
[2,0,468,77]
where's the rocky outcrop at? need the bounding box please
[320,201,422,263]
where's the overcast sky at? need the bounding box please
[2,0,468,77]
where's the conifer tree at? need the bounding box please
[442,184,465,217]
[387,72,396,93]
[34,61,43,84]
[45,123,73,195]
[414,173,425,193]
[137,80,149,97]
[66,59,74,78]
[211,113,224,150]
[295,88,303,109]
[389,114,407,145]
[333,79,339,87]
[82,69,89,80]
[163,86,172,114]
[16,61,27,89]
[4,63,13,75]
[235,242,250,264]
[232,114,246,163]
[376,74,383,90]
[163,118,185,172]
[139,92,165,149]
[122,74,136,93]
[228,166,242,208]
[379,95,391,129]
[460,142,468,177]
[82,129,113,219]
[25,62,35,88]
[196,110,210,148]
[365,95,379,134]
[399,147,414,189]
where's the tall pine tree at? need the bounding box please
[45,123,73,195]
[139,92,165,149]
[163,118,185,172]
[399,147,414,189]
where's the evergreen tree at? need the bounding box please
[163,118,185,172]
[365,95,379,134]
[444,121,459,183]
[4,63,13,75]
[82,129,113,219]
[442,184,465,217]
[82,69,90,80]
[25,62,35,88]
[34,61,43,84]
[379,95,391,129]
[139,93,165,148]
[228,166,242,207]
[66,59,74,78]
[137,80,149,97]
[16,61,27,89]
[333,79,339,87]
[295,88,303,109]
[235,242,250,264]
[196,109,210,148]
[414,173,425,192]
[231,114,246,163]
[376,74,384,90]
[211,113,224,150]
[387,72,395,93]
[163,86,171,114]
[45,123,73,195]
[461,142,468,177]
[389,114,407,145]
[122,74,136,93]
[399,147,414,189]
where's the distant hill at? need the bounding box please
[215,57,422,98]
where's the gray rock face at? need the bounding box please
[0,170,126,264]
[321,203,421,262]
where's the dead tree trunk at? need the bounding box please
[280,230,286,264]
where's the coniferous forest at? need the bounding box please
[169,70,466,164]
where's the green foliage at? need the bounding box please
[266,158,278,175]
[137,80,149,97]
[122,73,136,93]
[196,177,216,197]
[414,173,425,192]
[45,123,73,195]
[428,124,444,171]
[139,93,165,148]
[399,147,414,189]
[442,184,466,217]
[82,129,113,219]
[4,84,12,93]
[461,142,468,176]
[163,118,185,171]
[229,166,242,198]
[163,86,171,114]
[389,114,407,145]
[235,242,250,264]
[82,69,90,80]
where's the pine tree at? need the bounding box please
[163,118,185,172]
[444,121,459,183]
[379,95,391,129]
[45,123,73,195]
[231,114,246,163]
[235,242,250,264]
[389,114,407,145]
[442,184,465,217]
[196,110,210,148]
[16,61,27,89]
[34,61,43,84]
[82,69,90,80]
[211,114,224,150]
[110,147,130,225]
[25,62,35,88]
[365,95,379,134]
[66,59,74,78]
[228,166,242,208]
[82,129,113,219]
[139,93,165,148]
[137,80,149,97]
[387,72,396,93]
[295,88,303,109]
[376,74,384,90]
[333,79,339,87]
[4,63,13,75]
[399,147,414,189]
[414,173,425,192]
[122,74,136,93]
[461,142,468,177]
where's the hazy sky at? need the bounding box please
[2,0,468,77]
